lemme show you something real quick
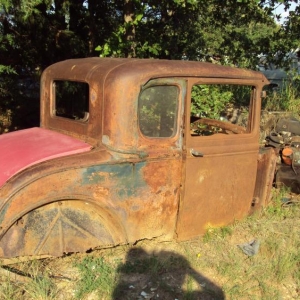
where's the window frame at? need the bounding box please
[138,80,181,139]
[52,79,90,123]
[186,78,257,142]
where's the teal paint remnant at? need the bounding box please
[82,162,148,199]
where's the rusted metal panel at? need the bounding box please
[176,145,259,240]
[0,201,120,257]
[251,147,277,212]
[0,58,270,258]
[176,77,265,240]
[0,153,182,257]
[276,165,300,193]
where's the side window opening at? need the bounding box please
[190,84,254,136]
[138,85,179,138]
[54,80,89,121]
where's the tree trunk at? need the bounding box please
[88,0,96,56]
[124,0,135,58]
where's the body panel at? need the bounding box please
[176,78,264,239]
[0,58,270,257]
[0,152,182,257]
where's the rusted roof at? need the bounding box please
[44,57,267,83]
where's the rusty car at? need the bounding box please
[0,58,277,258]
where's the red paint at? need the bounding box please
[0,127,91,187]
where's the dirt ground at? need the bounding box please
[47,240,226,300]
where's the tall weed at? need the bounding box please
[263,77,300,114]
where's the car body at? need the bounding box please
[0,58,276,258]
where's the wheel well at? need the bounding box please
[0,199,127,258]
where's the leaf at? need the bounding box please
[135,13,143,22]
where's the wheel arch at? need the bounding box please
[0,196,128,258]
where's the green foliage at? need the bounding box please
[24,276,57,300]
[95,43,112,57]
[0,259,58,300]
[263,187,300,220]
[272,251,298,282]
[74,255,116,299]
[262,77,300,113]
[191,84,251,120]
[0,65,16,75]
[0,278,22,300]
[0,65,16,107]
[191,85,233,119]
[203,226,233,243]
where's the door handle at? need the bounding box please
[190,149,204,157]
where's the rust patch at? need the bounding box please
[93,186,109,198]
[142,160,181,193]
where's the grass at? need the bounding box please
[73,255,115,299]
[0,259,58,300]
[0,188,299,299]
[262,77,300,114]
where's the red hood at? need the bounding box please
[0,127,92,187]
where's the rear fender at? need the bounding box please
[0,168,127,247]
[0,199,128,257]
[0,158,181,258]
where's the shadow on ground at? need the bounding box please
[112,247,225,300]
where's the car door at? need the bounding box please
[176,78,261,240]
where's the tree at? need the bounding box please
[94,0,293,68]
[1,0,300,131]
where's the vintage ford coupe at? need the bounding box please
[0,58,276,258]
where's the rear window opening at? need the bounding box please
[54,80,89,121]
[138,85,179,138]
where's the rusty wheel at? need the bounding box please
[0,200,123,258]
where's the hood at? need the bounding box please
[0,127,92,187]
